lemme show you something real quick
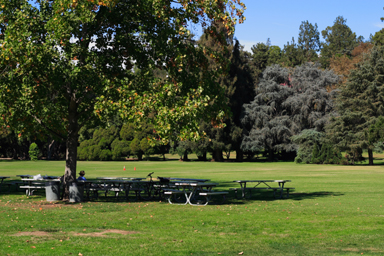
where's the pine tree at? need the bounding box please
[242,63,338,161]
[326,46,384,165]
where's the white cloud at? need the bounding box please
[374,22,384,29]
[237,40,261,52]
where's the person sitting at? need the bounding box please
[77,170,86,181]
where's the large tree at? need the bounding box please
[298,20,321,62]
[321,16,361,67]
[241,63,338,160]
[0,0,245,195]
[326,46,384,165]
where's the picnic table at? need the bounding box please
[164,182,227,206]
[0,176,10,192]
[85,179,157,201]
[232,180,293,199]
[20,176,60,196]
[169,178,211,182]
[96,177,145,181]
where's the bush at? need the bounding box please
[29,143,40,161]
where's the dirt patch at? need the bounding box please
[12,229,138,237]
[72,229,138,237]
[12,231,52,236]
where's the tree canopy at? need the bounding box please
[241,63,339,160]
[0,0,245,190]
[326,46,384,165]
[321,16,361,67]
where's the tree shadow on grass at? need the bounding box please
[289,191,344,201]
[220,190,344,203]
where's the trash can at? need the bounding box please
[45,181,60,201]
[69,181,84,203]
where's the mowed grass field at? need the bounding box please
[1,157,384,255]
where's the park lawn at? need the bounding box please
[0,159,384,255]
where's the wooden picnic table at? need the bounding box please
[0,176,10,192]
[233,180,293,199]
[164,182,227,206]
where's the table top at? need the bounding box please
[96,177,145,181]
[19,175,60,180]
[0,176,10,179]
[174,182,218,187]
[170,178,211,182]
[17,175,33,178]
[233,180,291,183]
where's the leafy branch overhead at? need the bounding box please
[0,0,245,184]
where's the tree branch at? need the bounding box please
[31,114,66,140]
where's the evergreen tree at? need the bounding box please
[321,16,360,67]
[198,26,254,161]
[371,28,384,46]
[280,38,305,67]
[291,129,324,164]
[298,20,321,62]
[242,63,338,161]
[326,47,384,165]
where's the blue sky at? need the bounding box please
[233,0,384,52]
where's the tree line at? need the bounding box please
[2,7,384,165]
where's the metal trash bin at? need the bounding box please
[69,181,84,203]
[45,181,60,201]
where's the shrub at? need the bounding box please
[29,143,40,161]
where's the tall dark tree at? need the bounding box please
[248,39,282,84]
[298,20,321,62]
[326,46,384,165]
[321,16,360,67]
[280,38,305,67]
[242,63,338,161]
[371,28,384,46]
[198,26,254,161]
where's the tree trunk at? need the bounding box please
[197,151,207,161]
[236,149,243,162]
[368,148,374,165]
[63,100,79,199]
[268,148,274,161]
[211,149,223,162]
[182,150,189,161]
[47,140,56,160]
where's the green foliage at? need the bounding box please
[0,0,245,180]
[326,46,384,165]
[280,38,305,67]
[371,28,384,46]
[242,63,339,160]
[311,143,343,164]
[291,129,324,164]
[129,138,142,160]
[321,16,360,67]
[28,142,40,161]
[298,20,321,62]
[77,123,157,161]
[140,138,155,159]
[111,139,131,161]
[311,143,320,164]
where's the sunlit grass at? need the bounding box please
[1,158,384,255]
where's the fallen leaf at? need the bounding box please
[238,252,244,255]
[31,246,36,249]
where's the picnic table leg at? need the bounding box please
[240,182,246,198]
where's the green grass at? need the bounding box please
[1,159,384,255]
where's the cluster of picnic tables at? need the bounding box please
[0,175,294,206]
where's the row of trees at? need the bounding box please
[2,4,384,168]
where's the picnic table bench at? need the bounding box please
[232,180,294,199]
[164,182,227,206]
